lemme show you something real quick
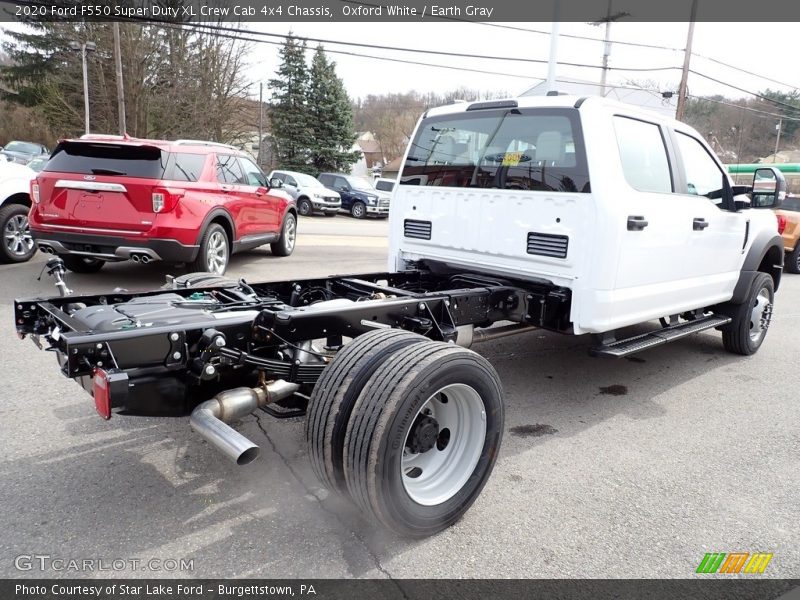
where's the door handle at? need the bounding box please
[627,216,649,231]
[220,185,233,193]
[693,218,709,231]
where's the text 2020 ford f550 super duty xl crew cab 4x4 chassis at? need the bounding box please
[14,96,785,537]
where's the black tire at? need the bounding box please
[721,272,774,355]
[343,341,504,537]
[350,202,366,219]
[61,255,104,273]
[191,223,229,275]
[0,203,35,263]
[270,213,296,257]
[785,246,800,274]
[161,272,238,290]
[297,198,313,217]
[306,329,429,495]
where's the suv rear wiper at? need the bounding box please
[90,168,126,175]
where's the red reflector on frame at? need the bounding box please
[93,368,112,420]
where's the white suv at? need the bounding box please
[268,170,341,217]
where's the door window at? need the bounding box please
[239,157,267,187]
[675,132,725,197]
[613,116,673,194]
[285,175,298,187]
[215,154,246,184]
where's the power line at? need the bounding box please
[692,52,800,92]
[687,94,800,122]
[689,69,800,114]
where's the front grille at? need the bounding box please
[323,196,339,203]
[527,232,568,258]
[404,219,432,240]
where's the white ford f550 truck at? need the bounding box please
[15,95,785,537]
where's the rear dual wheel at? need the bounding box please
[307,329,504,537]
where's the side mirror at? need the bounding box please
[750,167,786,209]
[268,178,283,189]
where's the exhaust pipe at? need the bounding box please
[39,245,54,254]
[456,324,537,348]
[139,254,151,264]
[130,254,140,263]
[190,380,300,465]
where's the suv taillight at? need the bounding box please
[777,214,787,235]
[152,188,183,213]
[31,182,40,204]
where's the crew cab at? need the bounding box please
[30,137,297,275]
[14,96,784,538]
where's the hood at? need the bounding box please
[0,150,34,163]
[305,185,341,199]
[0,161,36,181]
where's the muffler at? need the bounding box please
[190,380,299,465]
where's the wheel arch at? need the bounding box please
[2,192,31,208]
[730,232,783,303]
[197,209,236,247]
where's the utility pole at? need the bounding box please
[113,23,126,135]
[775,119,782,157]
[69,40,96,135]
[600,0,613,95]
[545,1,560,93]
[258,82,264,168]
[676,0,698,121]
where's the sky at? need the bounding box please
[2,20,798,108]
[237,21,799,105]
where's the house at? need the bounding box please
[381,157,403,180]
[350,132,384,178]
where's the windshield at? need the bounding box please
[295,173,322,187]
[5,141,40,154]
[401,107,590,192]
[346,176,376,191]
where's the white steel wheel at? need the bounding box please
[343,341,504,537]
[401,383,486,506]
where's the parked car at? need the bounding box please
[777,195,800,273]
[1,140,49,165]
[0,161,37,263]
[30,138,296,275]
[317,173,390,218]
[374,177,396,193]
[267,169,340,217]
[26,156,49,173]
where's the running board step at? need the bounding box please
[591,315,732,357]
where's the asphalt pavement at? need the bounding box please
[0,214,797,579]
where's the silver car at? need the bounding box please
[267,170,341,217]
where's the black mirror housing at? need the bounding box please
[750,167,786,209]
[268,178,284,189]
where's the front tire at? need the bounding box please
[785,246,800,274]
[192,223,229,275]
[61,255,104,273]
[0,203,35,263]
[722,272,774,355]
[297,198,313,217]
[343,342,504,537]
[270,213,296,256]
[350,202,366,219]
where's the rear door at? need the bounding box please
[34,141,166,234]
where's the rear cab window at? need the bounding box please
[44,141,166,178]
[375,180,394,192]
[613,116,673,194]
[401,107,590,192]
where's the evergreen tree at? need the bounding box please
[307,45,360,173]
[268,35,314,173]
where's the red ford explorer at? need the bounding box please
[29,136,297,275]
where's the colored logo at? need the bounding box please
[696,552,773,574]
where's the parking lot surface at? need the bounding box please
[1,215,797,578]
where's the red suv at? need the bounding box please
[29,137,297,275]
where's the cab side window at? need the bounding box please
[613,116,673,194]
[675,132,725,197]
[285,176,298,187]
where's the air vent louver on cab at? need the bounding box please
[527,232,569,258]
[404,219,432,240]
